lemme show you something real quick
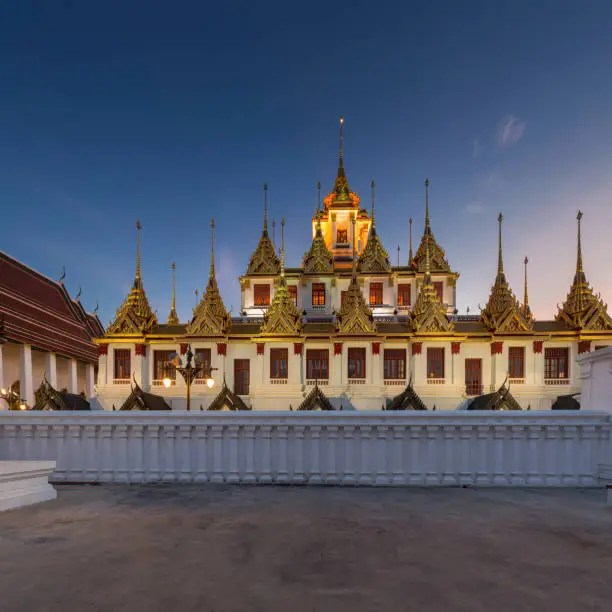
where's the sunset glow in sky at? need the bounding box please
[1,1,611,325]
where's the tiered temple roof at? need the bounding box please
[358,180,391,274]
[246,184,281,275]
[303,183,334,274]
[480,213,534,333]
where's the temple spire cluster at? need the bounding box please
[556,211,612,330]
[480,213,534,333]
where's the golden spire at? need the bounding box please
[556,211,612,330]
[167,262,179,325]
[187,218,230,336]
[246,184,281,274]
[303,181,333,274]
[358,179,391,274]
[107,221,158,335]
[412,178,452,273]
[522,256,532,319]
[336,216,376,335]
[408,217,413,264]
[260,217,302,336]
[411,217,454,334]
[480,213,533,333]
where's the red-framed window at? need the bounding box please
[234,359,250,395]
[113,349,131,380]
[270,348,289,379]
[508,347,525,379]
[384,349,406,380]
[465,358,482,396]
[369,282,383,305]
[433,282,444,303]
[306,349,329,380]
[427,347,445,378]
[194,348,212,379]
[348,347,366,379]
[545,348,569,379]
[288,285,297,306]
[311,283,325,306]
[254,284,270,306]
[153,350,175,381]
[397,284,411,307]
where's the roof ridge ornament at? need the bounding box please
[480,212,534,333]
[556,210,612,330]
[107,221,158,335]
[303,181,334,274]
[187,218,230,336]
[411,178,452,273]
[358,179,392,274]
[336,217,376,335]
[245,184,281,275]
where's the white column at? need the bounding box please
[97,349,107,386]
[45,352,58,387]
[20,343,34,407]
[0,343,6,410]
[68,358,78,394]
[86,363,95,397]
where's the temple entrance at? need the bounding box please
[465,358,482,396]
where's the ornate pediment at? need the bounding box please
[209,380,250,410]
[556,212,612,331]
[260,280,302,336]
[336,276,376,335]
[298,383,335,411]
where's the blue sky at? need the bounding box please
[2,1,612,324]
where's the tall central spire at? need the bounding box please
[424,179,431,234]
[263,183,269,234]
[371,179,376,225]
[408,217,413,264]
[497,212,505,278]
[167,262,179,324]
[338,116,344,174]
[523,256,529,311]
[280,218,286,279]
[575,210,585,285]
[135,220,142,284]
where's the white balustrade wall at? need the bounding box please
[0,412,610,487]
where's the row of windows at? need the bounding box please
[251,282,444,307]
[114,346,574,385]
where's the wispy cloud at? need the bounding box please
[497,114,526,148]
[472,138,483,158]
[465,201,486,215]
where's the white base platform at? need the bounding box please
[0,461,57,512]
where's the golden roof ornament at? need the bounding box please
[358,180,391,273]
[336,218,376,335]
[167,262,179,325]
[107,221,158,335]
[521,256,533,321]
[480,213,534,333]
[260,218,302,336]
[412,179,452,273]
[411,214,454,334]
[303,181,334,274]
[556,211,612,330]
[323,117,360,209]
[187,219,230,336]
[246,184,281,275]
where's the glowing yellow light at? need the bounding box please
[19,403,27,411]
[340,117,344,124]
[206,377,215,389]
[163,378,172,388]
[1,388,6,395]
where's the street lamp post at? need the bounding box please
[163,345,217,411]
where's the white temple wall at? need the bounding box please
[578,346,612,413]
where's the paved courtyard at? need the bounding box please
[1,485,612,611]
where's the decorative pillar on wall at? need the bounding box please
[20,344,34,408]
[411,342,423,386]
[533,340,544,386]
[45,352,58,388]
[68,358,78,394]
[451,342,461,385]
[97,344,108,386]
[490,341,503,391]
[85,363,95,398]
[134,343,147,387]
[334,342,343,386]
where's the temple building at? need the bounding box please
[0,251,103,409]
[93,120,612,411]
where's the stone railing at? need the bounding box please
[0,412,609,487]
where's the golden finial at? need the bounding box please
[409,217,413,263]
[272,219,276,247]
[263,183,269,233]
[351,216,357,279]
[397,245,400,267]
[317,180,321,214]
[195,288,199,307]
[167,261,179,325]
[576,210,584,276]
[497,212,504,276]
[136,220,142,282]
[210,219,216,277]
[524,256,529,311]
[339,116,344,169]
[280,217,286,278]
[371,179,376,224]
[424,211,432,281]
[424,179,430,234]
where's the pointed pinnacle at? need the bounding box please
[497,212,504,276]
